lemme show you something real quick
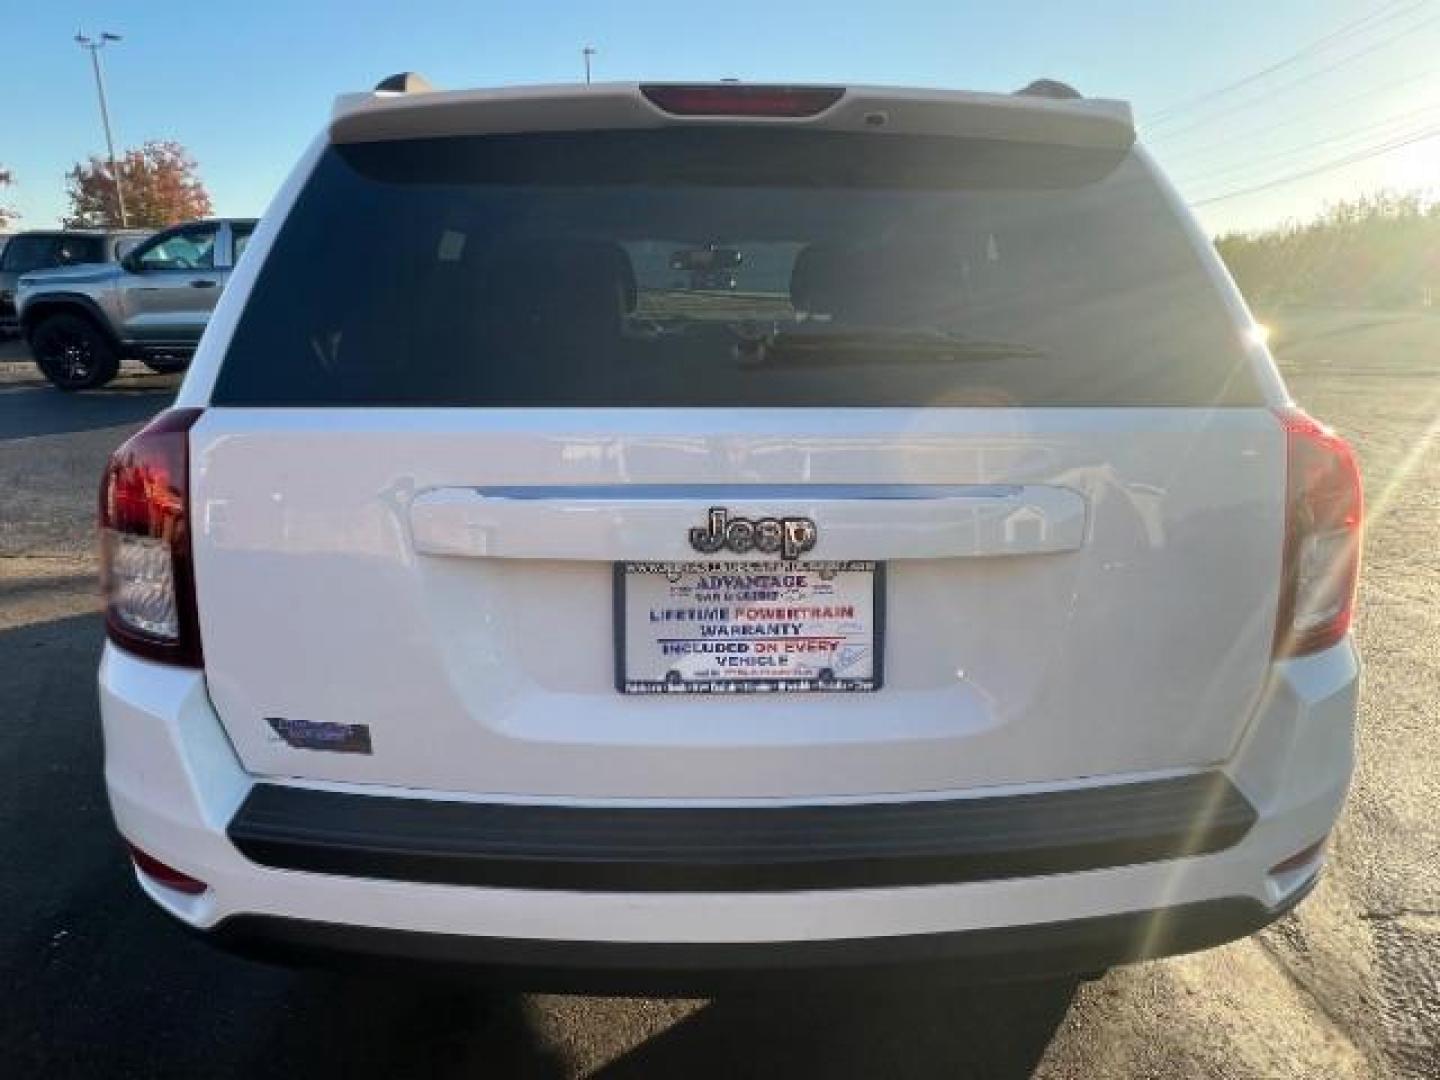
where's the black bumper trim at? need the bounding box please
[196,881,1314,994]
[227,772,1256,892]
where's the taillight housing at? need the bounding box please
[99,408,204,667]
[1274,407,1363,657]
[640,84,845,117]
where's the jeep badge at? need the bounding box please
[688,508,817,560]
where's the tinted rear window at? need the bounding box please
[214,130,1261,407]
[2,235,58,273]
[1,234,109,273]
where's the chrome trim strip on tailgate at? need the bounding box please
[470,484,1025,500]
[408,483,1087,561]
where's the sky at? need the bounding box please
[2,0,1439,236]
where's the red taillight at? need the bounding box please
[1274,407,1363,657]
[127,843,208,895]
[99,408,204,667]
[641,84,845,117]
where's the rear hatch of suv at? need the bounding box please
[187,89,1285,799]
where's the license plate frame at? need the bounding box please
[615,560,885,694]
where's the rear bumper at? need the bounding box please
[227,772,1257,892]
[196,881,1316,994]
[99,640,1357,990]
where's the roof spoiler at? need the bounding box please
[330,82,1134,151]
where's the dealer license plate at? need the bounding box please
[616,561,883,693]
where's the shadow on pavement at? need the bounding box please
[593,980,1077,1079]
[239,970,569,1079]
[0,384,176,441]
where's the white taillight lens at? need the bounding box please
[101,533,180,638]
[99,408,204,666]
[1291,530,1355,639]
[1274,408,1363,658]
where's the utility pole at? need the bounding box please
[582,45,596,85]
[75,31,128,227]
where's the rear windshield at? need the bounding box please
[213,129,1261,407]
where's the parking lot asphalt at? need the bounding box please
[1,315,1436,1078]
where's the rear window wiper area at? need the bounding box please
[735,325,1050,368]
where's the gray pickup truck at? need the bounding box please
[1,228,148,337]
[16,218,256,390]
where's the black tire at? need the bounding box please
[29,313,121,391]
[140,355,191,375]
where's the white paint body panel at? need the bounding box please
[189,407,1286,798]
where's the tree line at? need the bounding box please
[1216,193,1439,310]
[0,141,212,230]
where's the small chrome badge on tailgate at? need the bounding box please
[688,507,817,560]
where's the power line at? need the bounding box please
[1147,8,1440,144]
[1171,100,1440,189]
[1189,122,1440,206]
[1156,65,1440,165]
[1148,0,1426,124]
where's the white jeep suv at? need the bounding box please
[98,78,1362,992]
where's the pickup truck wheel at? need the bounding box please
[29,313,120,391]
